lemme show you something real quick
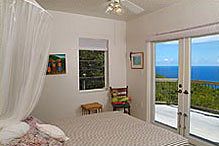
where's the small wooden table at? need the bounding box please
[81,102,103,115]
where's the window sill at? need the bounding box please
[79,88,108,93]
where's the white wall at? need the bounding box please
[126,0,219,121]
[32,11,126,122]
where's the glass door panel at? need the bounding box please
[155,40,180,129]
[190,34,219,144]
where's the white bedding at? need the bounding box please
[52,112,189,146]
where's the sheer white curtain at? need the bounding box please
[0,0,51,128]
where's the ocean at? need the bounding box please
[156,66,219,82]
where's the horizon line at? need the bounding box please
[156,65,219,67]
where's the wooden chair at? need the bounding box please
[110,86,130,115]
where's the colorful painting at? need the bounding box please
[46,53,66,75]
[131,52,144,69]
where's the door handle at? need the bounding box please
[183,90,189,94]
[176,89,182,93]
[177,112,182,134]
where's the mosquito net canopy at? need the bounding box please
[0,0,52,128]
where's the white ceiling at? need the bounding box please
[35,0,181,21]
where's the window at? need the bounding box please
[79,38,108,91]
[190,34,219,144]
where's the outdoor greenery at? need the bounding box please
[79,50,105,90]
[156,81,178,105]
[156,74,166,78]
[191,83,219,111]
[156,74,219,113]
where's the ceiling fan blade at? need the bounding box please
[121,0,144,14]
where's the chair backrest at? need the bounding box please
[110,86,128,97]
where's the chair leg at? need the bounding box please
[128,107,130,115]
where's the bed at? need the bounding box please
[5,112,189,146]
[51,112,189,146]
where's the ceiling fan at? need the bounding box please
[105,0,144,15]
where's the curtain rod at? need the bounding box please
[156,21,219,36]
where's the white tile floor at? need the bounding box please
[155,104,219,143]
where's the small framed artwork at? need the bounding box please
[46,53,67,75]
[130,52,144,69]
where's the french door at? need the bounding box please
[154,39,188,135]
[154,34,219,146]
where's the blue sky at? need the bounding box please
[156,35,219,66]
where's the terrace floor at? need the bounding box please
[155,104,219,143]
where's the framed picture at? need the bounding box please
[46,53,67,75]
[130,52,144,69]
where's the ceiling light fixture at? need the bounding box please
[106,0,123,15]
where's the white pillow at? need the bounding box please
[0,122,30,145]
[36,123,69,141]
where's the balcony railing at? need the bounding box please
[156,78,219,114]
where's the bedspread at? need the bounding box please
[52,112,189,146]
